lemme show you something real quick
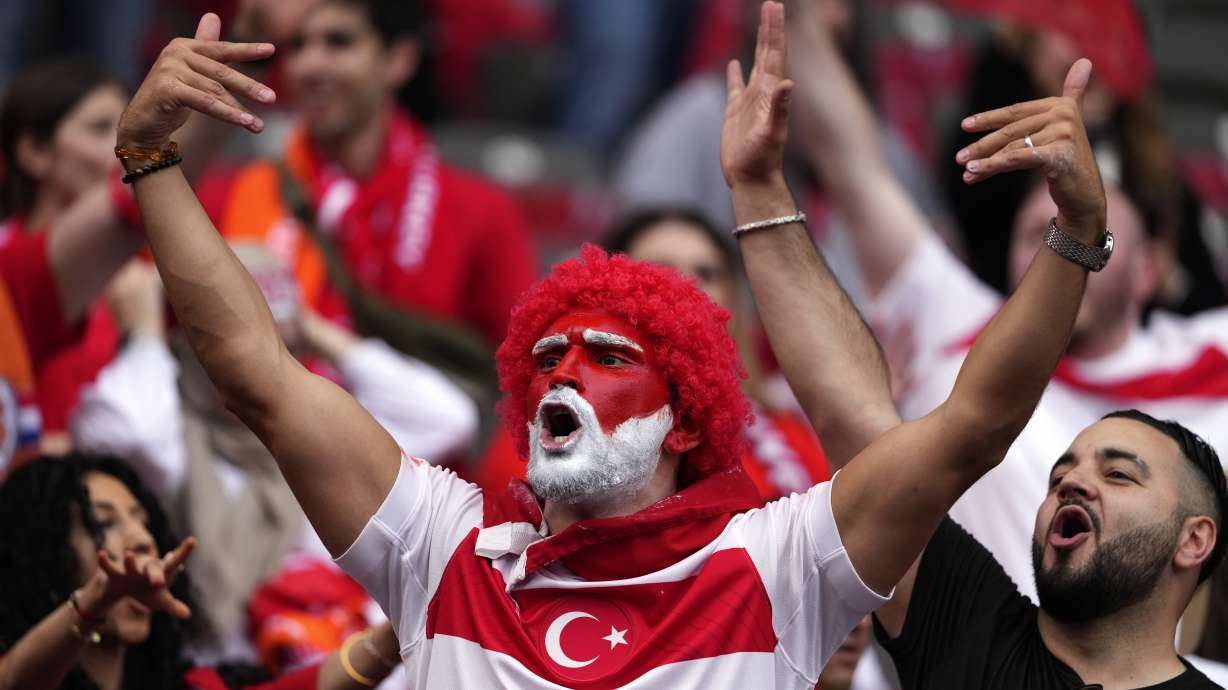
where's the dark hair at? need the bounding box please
[319,0,425,44]
[600,207,739,277]
[0,58,119,219]
[0,454,195,689]
[1102,409,1228,582]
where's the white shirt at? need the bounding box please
[873,234,1228,601]
[336,458,889,689]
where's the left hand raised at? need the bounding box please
[720,1,794,189]
[956,59,1107,240]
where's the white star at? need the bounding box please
[601,626,629,649]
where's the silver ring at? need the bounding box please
[1024,134,1036,152]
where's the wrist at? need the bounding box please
[76,575,115,620]
[1055,210,1107,246]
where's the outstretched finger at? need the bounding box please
[726,60,746,102]
[173,80,265,132]
[179,70,249,116]
[1062,58,1093,106]
[97,550,124,578]
[761,1,787,80]
[958,111,1051,163]
[962,143,1061,184]
[192,40,276,65]
[154,589,193,620]
[140,557,167,589]
[194,12,222,42]
[961,98,1055,133]
[185,52,275,103]
[162,537,197,579]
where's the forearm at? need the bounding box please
[47,185,143,323]
[0,578,112,690]
[792,27,928,295]
[944,219,1094,461]
[316,626,399,690]
[132,166,288,412]
[732,177,898,468]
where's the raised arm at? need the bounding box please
[723,3,1106,596]
[721,4,898,469]
[785,5,933,298]
[115,15,399,555]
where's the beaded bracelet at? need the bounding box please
[121,154,183,185]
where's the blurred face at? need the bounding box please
[68,472,156,645]
[285,3,414,141]
[817,616,871,690]
[1008,186,1153,348]
[624,219,737,313]
[26,84,125,205]
[1031,419,1184,622]
[525,310,675,505]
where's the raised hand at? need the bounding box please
[116,14,276,151]
[95,537,197,620]
[956,59,1106,239]
[721,1,794,189]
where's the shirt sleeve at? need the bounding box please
[870,233,1001,376]
[333,455,483,653]
[69,335,188,501]
[337,339,479,462]
[740,474,892,682]
[0,232,77,368]
[872,517,1035,688]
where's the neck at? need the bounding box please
[1037,601,1185,689]
[542,458,679,534]
[311,106,389,180]
[1066,312,1137,361]
[24,188,70,230]
[79,639,126,690]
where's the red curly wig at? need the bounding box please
[497,244,750,480]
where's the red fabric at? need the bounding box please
[740,410,831,502]
[483,462,762,580]
[0,228,77,368]
[942,0,1151,101]
[35,301,119,432]
[182,664,320,690]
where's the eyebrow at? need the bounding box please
[583,329,643,353]
[1049,452,1076,479]
[532,334,568,355]
[1100,447,1152,479]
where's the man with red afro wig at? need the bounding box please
[118,1,1107,686]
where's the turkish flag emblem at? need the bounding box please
[537,596,634,682]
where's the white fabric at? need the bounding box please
[335,461,888,688]
[871,236,1228,601]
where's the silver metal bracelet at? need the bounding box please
[732,211,807,238]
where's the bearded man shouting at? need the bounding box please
[115,3,1109,686]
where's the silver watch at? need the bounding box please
[1044,217,1114,272]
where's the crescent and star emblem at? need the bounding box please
[543,610,630,669]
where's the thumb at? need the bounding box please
[1062,58,1093,105]
[195,12,222,42]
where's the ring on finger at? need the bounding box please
[1024,134,1037,154]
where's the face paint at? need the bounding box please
[526,310,672,436]
[527,387,672,505]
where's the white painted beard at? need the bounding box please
[526,387,673,507]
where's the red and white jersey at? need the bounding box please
[873,233,1228,600]
[335,457,886,688]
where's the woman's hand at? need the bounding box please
[956,59,1107,241]
[720,1,794,189]
[93,537,197,620]
[116,13,276,151]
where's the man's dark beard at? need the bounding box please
[1031,518,1179,623]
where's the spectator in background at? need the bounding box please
[602,208,830,499]
[615,0,949,249]
[72,249,477,659]
[218,0,537,352]
[789,0,1228,626]
[0,453,403,690]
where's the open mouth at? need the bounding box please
[539,403,583,451]
[1048,504,1094,551]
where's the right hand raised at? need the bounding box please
[116,13,276,151]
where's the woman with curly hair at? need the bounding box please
[0,454,402,690]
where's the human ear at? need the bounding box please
[384,37,420,91]
[664,415,703,455]
[15,133,53,181]
[1173,515,1216,575]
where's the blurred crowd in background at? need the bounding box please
[0,0,1226,688]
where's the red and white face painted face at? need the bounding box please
[525,310,675,504]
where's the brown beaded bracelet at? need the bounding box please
[121,154,183,184]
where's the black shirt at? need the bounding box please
[873,517,1223,690]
